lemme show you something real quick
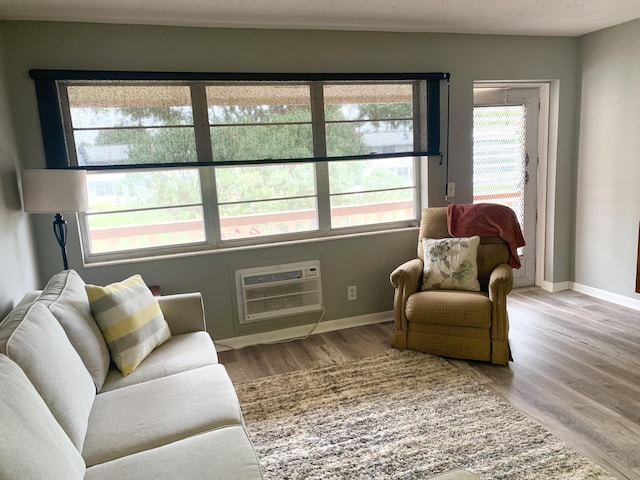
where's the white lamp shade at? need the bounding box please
[21,169,88,213]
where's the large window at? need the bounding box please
[31,71,447,261]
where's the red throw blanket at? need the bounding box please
[447,203,526,269]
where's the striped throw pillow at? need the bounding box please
[85,275,171,376]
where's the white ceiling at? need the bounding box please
[0,0,638,37]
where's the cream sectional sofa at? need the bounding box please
[0,269,263,480]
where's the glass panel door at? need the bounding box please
[473,87,539,287]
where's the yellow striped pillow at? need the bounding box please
[85,275,171,376]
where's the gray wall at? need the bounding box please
[0,24,39,318]
[575,19,640,299]
[0,21,581,339]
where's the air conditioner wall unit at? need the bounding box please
[235,261,322,324]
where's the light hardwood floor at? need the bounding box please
[218,288,640,480]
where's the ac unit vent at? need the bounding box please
[235,261,322,324]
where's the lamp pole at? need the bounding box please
[52,213,69,270]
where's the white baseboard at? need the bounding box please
[570,282,640,312]
[214,310,393,351]
[540,280,571,293]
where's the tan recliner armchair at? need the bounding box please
[389,207,514,365]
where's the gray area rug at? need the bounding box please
[235,349,616,479]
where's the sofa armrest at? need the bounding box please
[156,293,206,335]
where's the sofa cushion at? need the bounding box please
[0,355,86,480]
[85,274,172,376]
[0,302,96,451]
[37,269,111,391]
[83,364,245,466]
[84,426,263,480]
[3,291,41,316]
[100,331,218,392]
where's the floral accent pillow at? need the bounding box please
[422,236,481,291]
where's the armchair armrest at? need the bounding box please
[390,259,424,345]
[156,292,206,335]
[390,258,424,294]
[488,263,513,301]
[488,264,513,364]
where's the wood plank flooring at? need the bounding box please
[218,288,640,480]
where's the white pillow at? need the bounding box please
[422,236,481,291]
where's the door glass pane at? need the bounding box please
[472,105,526,229]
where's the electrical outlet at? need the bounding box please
[446,182,456,197]
[347,285,357,301]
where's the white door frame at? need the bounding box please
[473,81,550,289]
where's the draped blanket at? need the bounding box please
[447,203,525,268]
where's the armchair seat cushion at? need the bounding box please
[405,290,491,328]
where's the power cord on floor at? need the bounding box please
[214,304,326,351]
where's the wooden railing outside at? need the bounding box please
[89,201,414,253]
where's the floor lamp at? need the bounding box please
[21,169,88,271]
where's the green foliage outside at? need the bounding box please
[89,96,414,223]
